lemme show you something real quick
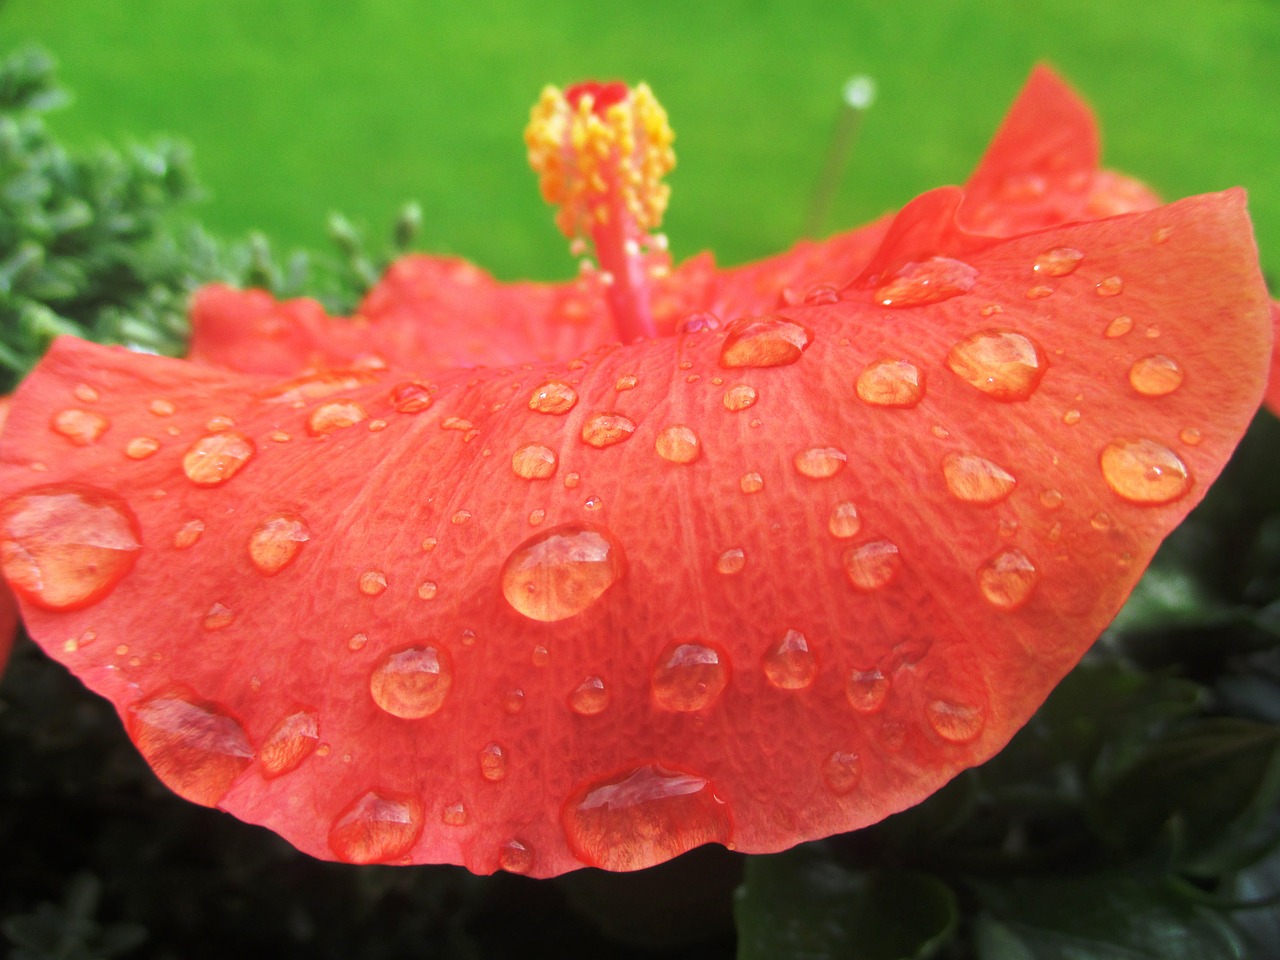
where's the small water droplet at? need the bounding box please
[124,436,160,460]
[390,381,433,413]
[348,632,368,651]
[803,284,841,305]
[51,408,109,446]
[501,524,624,622]
[451,510,471,525]
[1095,275,1123,296]
[978,549,1039,611]
[130,689,254,806]
[328,790,424,864]
[843,540,901,591]
[417,581,438,600]
[370,645,453,718]
[656,425,701,464]
[1091,511,1113,532]
[581,413,636,448]
[0,487,142,610]
[529,381,578,414]
[564,471,581,488]
[479,742,507,781]
[502,689,526,715]
[946,330,1047,401]
[926,699,986,743]
[821,751,861,795]
[174,518,204,549]
[202,602,234,631]
[740,472,764,494]
[828,501,861,539]
[149,398,176,416]
[259,709,320,778]
[1128,354,1184,397]
[308,400,368,435]
[846,669,890,712]
[718,315,813,368]
[942,453,1017,504]
[1062,408,1082,426]
[442,801,468,826]
[715,547,745,575]
[1039,489,1064,510]
[512,443,558,480]
[183,432,255,486]
[421,537,438,552]
[359,570,388,596]
[794,446,846,479]
[615,374,638,391]
[248,514,310,576]
[875,257,978,307]
[762,630,816,690]
[1145,324,1160,339]
[528,508,546,525]
[651,641,729,712]
[1100,438,1192,504]
[562,764,733,872]
[531,643,549,665]
[1025,284,1054,300]
[568,676,610,716]
[722,384,758,411]
[1033,247,1084,277]
[855,359,924,408]
[498,839,533,874]
[1180,427,1202,446]
[1104,315,1134,338]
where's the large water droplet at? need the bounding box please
[1033,247,1084,277]
[529,381,578,414]
[581,413,636,448]
[390,381,434,413]
[794,446,847,479]
[874,257,978,307]
[328,790,424,864]
[855,359,924,408]
[941,452,1018,505]
[846,668,890,712]
[51,408,109,446]
[129,689,254,806]
[946,330,1047,401]
[828,501,862,539]
[926,700,986,743]
[369,645,453,719]
[562,764,733,871]
[565,675,610,717]
[978,549,1039,611]
[1099,438,1192,505]
[259,709,320,778]
[656,425,701,464]
[718,315,813,368]
[248,514,310,576]
[479,741,507,781]
[822,751,862,795]
[511,443,558,480]
[501,524,624,622]
[183,432,255,486]
[308,400,368,435]
[1128,354,1184,397]
[762,630,816,690]
[0,487,142,610]
[651,641,729,712]
[842,540,901,591]
[723,384,758,411]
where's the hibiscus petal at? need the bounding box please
[0,189,1268,877]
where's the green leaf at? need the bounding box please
[735,843,957,960]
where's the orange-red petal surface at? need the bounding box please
[0,190,1269,876]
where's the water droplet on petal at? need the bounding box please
[569,676,610,716]
[856,359,924,408]
[1033,247,1084,277]
[581,413,636,448]
[125,437,160,460]
[1128,354,1184,397]
[763,630,816,690]
[978,549,1039,611]
[370,646,453,718]
[794,446,846,479]
[846,669,890,712]
[51,408,109,446]
[828,501,861,539]
[503,689,526,715]
[822,751,861,795]
[718,315,813,368]
[328,790,424,864]
[174,519,205,549]
[417,581,438,600]
[359,570,388,596]
[501,524,625,622]
[941,452,1017,505]
[259,709,320,778]
[149,398,176,417]
[390,381,433,413]
[248,514,310,576]
[739,472,764,494]
[130,689,254,806]
[529,381,578,414]
[442,802,468,826]
[1180,427,1202,446]
[615,374,638,391]
[1104,315,1134,338]
[562,764,733,871]
[499,839,533,874]
[875,257,977,307]
[656,425,701,464]
[843,540,901,591]
[926,700,986,743]
[1039,489,1065,510]
[1100,438,1191,504]
[1095,275,1123,297]
[1025,285,1054,300]
[183,432,255,486]
[0,487,142,610]
[479,742,507,781]
[512,443,558,480]
[946,330,1047,401]
[723,384,758,411]
[803,284,841,306]
[308,400,368,435]
[652,641,729,712]
[203,602,234,631]
[715,547,745,575]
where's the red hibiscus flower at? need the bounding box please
[0,68,1272,878]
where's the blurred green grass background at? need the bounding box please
[3,0,1277,283]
